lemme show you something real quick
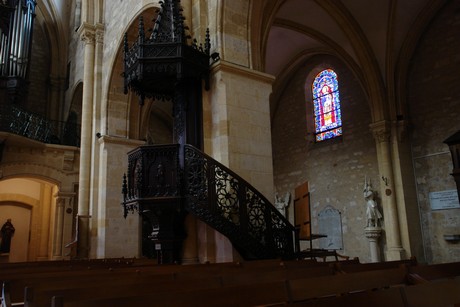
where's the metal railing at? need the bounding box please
[122,143,298,260]
[0,104,80,146]
[183,144,297,259]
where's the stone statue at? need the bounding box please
[0,218,15,253]
[364,178,382,227]
[275,192,291,217]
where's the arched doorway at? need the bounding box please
[0,177,71,262]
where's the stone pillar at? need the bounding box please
[76,23,96,258]
[53,193,75,260]
[365,226,382,262]
[203,61,275,262]
[53,195,66,259]
[370,121,405,260]
[38,184,52,260]
[89,23,104,257]
[207,60,275,198]
[96,136,144,258]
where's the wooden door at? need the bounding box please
[294,182,311,240]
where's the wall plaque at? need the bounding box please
[429,190,460,210]
[318,206,343,250]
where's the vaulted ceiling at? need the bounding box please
[260,0,446,82]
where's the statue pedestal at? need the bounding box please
[365,226,382,262]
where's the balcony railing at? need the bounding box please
[0,104,80,147]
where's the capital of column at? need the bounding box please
[370,120,391,143]
[95,23,105,44]
[78,22,96,45]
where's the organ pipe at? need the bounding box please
[0,0,36,78]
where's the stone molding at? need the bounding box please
[98,135,145,147]
[211,60,275,85]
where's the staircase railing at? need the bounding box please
[183,144,297,259]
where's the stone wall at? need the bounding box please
[408,0,460,263]
[27,21,50,115]
[272,55,379,262]
[91,136,144,258]
[208,62,275,199]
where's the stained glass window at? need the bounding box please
[312,69,342,142]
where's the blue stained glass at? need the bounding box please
[311,69,342,141]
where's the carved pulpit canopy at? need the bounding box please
[123,0,213,104]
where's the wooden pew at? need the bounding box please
[2,262,195,305]
[4,260,236,304]
[51,263,414,307]
[11,258,460,307]
[23,260,335,306]
[11,259,330,306]
[1,258,331,306]
[287,266,409,303]
[407,261,460,282]
[333,257,417,273]
[54,280,290,307]
[402,279,460,307]
[0,259,307,307]
[0,257,138,273]
[219,264,335,287]
[288,286,406,307]
[289,266,460,307]
[3,268,169,303]
[25,275,223,307]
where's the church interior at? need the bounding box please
[1,0,460,305]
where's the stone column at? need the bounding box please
[365,226,382,262]
[88,23,104,258]
[52,195,65,259]
[52,193,75,259]
[76,23,96,258]
[38,184,52,260]
[370,121,405,260]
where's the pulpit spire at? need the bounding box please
[152,0,187,43]
[123,0,212,104]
